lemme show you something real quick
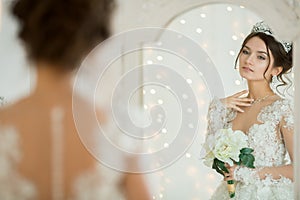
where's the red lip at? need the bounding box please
[242,67,254,72]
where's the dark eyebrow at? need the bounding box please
[244,45,268,56]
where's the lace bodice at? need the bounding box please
[0,125,125,200]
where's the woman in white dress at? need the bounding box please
[205,22,294,200]
[0,0,150,199]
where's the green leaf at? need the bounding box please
[239,154,255,168]
[240,148,254,154]
[212,158,228,176]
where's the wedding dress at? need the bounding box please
[0,102,126,200]
[205,98,294,200]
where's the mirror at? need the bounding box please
[141,3,296,199]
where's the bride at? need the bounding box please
[203,21,294,200]
[0,0,150,199]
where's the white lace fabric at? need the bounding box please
[205,98,294,200]
[0,126,37,200]
[0,124,126,200]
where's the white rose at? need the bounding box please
[212,129,248,166]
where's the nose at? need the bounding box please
[245,54,254,65]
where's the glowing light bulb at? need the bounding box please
[186,78,192,84]
[229,50,235,56]
[157,55,163,61]
[150,89,156,94]
[232,35,238,40]
[200,13,206,18]
[164,143,169,148]
[147,60,153,65]
[196,28,202,33]
[158,99,164,104]
[235,80,241,85]
[180,19,186,24]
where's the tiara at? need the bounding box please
[251,21,292,53]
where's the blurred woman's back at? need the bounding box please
[0,0,150,199]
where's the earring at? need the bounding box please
[271,75,277,86]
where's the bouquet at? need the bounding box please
[201,128,255,198]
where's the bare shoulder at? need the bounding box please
[0,97,32,124]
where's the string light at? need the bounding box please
[229,50,235,56]
[232,35,238,40]
[161,128,167,134]
[200,13,206,18]
[235,80,241,85]
[156,55,163,61]
[180,19,186,24]
[186,78,193,84]
[147,60,154,64]
[227,6,233,11]
[196,28,203,33]
[150,89,156,94]
[163,143,169,148]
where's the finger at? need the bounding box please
[232,90,248,97]
[231,105,244,113]
[235,97,254,102]
[234,102,252,107]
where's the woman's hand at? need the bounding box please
[223,163,237,181]
[220,90,253,113]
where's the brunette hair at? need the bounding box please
[11,0,115,70]
[235,32,293,93]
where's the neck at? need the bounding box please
[33,62,74,97]
[247,80,274,100]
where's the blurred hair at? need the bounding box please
[11,0,115,70]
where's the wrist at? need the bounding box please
[257,167,267,180]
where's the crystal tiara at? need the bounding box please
[251,21,292,53]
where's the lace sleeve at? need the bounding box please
[234,166,260,185]
[280,99,294,130]
[206,98,235,136]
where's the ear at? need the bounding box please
[272,66,283,76]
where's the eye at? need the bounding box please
[258,55,266,60]
[242,49,249,55]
